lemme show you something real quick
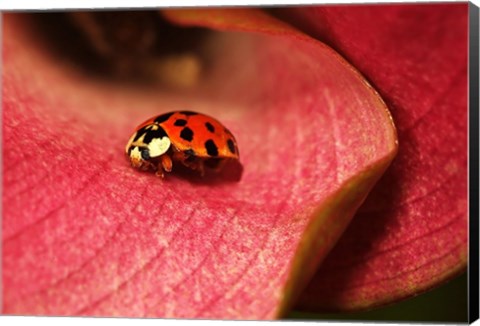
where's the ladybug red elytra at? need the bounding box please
[125,111,240,177]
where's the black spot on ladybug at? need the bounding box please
[154,112,174,124]
[180,127,194,141]
[141,149,150,160]
[205,122,215,133]
[184,149,196,162]
[174,119,187,126]
[180,111,198,116]
[205,139,218,156]
[143,126,168,143]
[227,139,236,154]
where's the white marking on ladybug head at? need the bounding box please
[148,137,171,158]
[129,146,143,168]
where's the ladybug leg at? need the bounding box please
[172,151,206,176]
[211,159,226,172]
[155,154,172,178]
[161,155,173,172]
[155,167,165,178]
[171,150,185,163]
[197,161,205,177]
[204,158,225,172]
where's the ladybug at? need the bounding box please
[125,111,240,177]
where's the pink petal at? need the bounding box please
[3,10,396,319]
[277,4,468,311]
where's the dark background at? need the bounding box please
[289,272,468,322]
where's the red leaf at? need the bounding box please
[2,11,396,319]
[277,4,468,311]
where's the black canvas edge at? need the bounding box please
[469,1,480,324]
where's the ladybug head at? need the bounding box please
[127,125,172,170]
